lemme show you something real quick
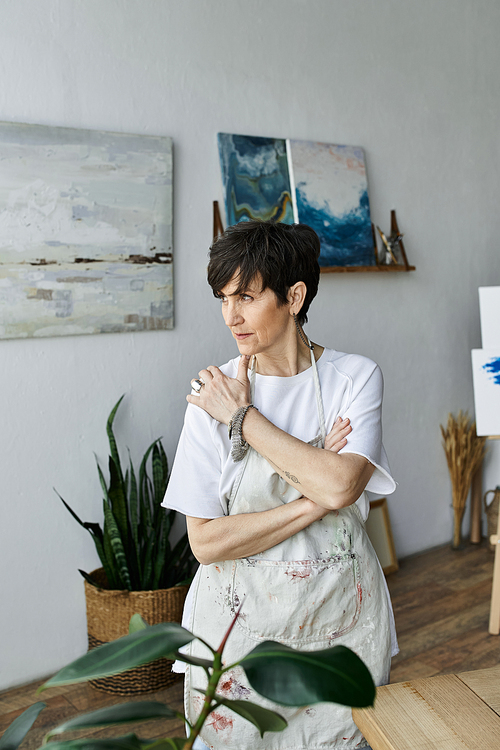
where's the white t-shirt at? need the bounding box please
[162,348,398,667]
[163,348,396,521]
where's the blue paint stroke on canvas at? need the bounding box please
[289,140,375,267]
[483,357,500,385]
[217,133,294,226]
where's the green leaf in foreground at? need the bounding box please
[40,733,142,750]
[214,696,287,737]
[172,651,213,670]
[45,702,178,740]
[240,642,376,708]
[40,624,194,689]
[128,614,149,634]
[0,702,45,750]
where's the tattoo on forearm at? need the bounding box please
[266,456,301,484]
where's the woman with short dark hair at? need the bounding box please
[163,220,397,750]
[207,220,320,325]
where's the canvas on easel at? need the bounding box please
[479,286,500,348]
[472,286,500,633]
[472,286,500,437]
[471,350,500,437]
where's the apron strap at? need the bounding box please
[249,355,256,401]
[308,340,327,447]
[249,346,327,447]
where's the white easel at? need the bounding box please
[489,508,500,634]
[471,287,500,634]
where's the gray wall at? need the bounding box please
[1,0,499,690]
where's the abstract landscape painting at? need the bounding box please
[0,122,173,339]
[288,140,374,267]
[217,133,375,268]
[217,133,294,226]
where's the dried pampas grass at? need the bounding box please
[441,411,487,548]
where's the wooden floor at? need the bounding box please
[1,541,499,748]
[388,539,500,683]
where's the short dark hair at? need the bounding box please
[207,221,320,324]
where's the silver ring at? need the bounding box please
[191,378,204,393]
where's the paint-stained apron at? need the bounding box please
[185,350,391,750]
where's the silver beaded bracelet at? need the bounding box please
[228,404,257,462]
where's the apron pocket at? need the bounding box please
[231,554,362,645]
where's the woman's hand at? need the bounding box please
[325,417,351,452]
[187,354,252,425]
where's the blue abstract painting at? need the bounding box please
[471,350,500,436]
[217,133,294,226]
[288,140,374,267]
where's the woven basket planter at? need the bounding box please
[84,568,188,695]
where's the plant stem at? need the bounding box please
[182,652,224,750]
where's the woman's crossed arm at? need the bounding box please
[187,417,356,565]
[187,355,375,513]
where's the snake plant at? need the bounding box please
[56,395,195,591]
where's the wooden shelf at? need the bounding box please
[321,264,415,274]
[212,203,416,275]
[321,211,415,274]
